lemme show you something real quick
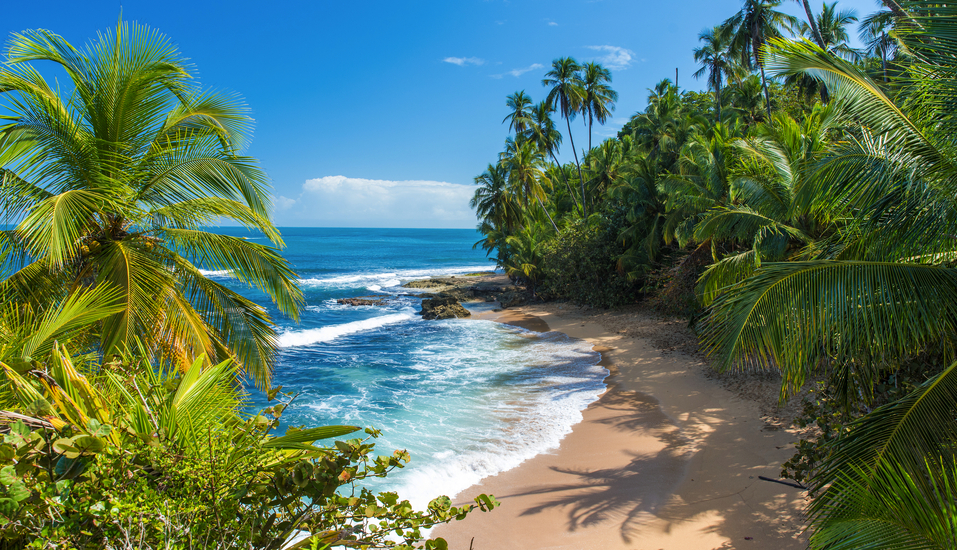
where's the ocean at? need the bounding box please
[206,227,607,508]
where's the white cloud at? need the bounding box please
[443,56,484,66]
[275,176,476,228]
[546,20,558,26]
[274,195,296,210]
[585,45,635,71]
[491,63,544,79]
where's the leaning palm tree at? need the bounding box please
[693,26,741,122]
[0,22,302,388]
[580,62,618,151]
[721,0,799,119]
[543,57,589,218]
[470,162,521,234]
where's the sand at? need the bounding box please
[433,303,809,550]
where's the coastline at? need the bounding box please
[435,303,808,549]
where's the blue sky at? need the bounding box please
[3,0,880,228]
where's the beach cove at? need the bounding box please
[437,301,810,549]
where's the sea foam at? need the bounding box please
[277,313,414,348]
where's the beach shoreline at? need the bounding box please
[435,302,809,550]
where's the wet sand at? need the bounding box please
[435,303,808,550]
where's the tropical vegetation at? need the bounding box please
[0,21,495,549]
[470,1,957,547]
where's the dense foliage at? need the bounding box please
[0,22,496,549]
[470,1,957,547]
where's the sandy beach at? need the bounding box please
[434,303,809,550]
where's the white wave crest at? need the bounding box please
[278,313,414,348]
[297,265,496,291]
[199,269,233,278]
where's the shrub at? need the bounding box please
[539,218,639,308]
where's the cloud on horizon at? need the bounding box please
[585,45,635,71]
[490,63,544,79]
[443,56,485,66]
[274,176,476,228]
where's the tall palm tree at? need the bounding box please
[528,100,583,216]
[470,163,521,234]
[788,2,860,101]
[503,91,533,136]
[693,26,740,122]
[860,7,899,82]
[543,57,589,218]
[0,22,302,388]
[580,62,618,151]
[500,141,559,233]
[722,0,799,120]
[795,0,826,48]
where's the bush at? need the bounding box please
[539,218,639,308]
[0,352,497,549]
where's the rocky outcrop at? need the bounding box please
[497,288,531,309]
[403,276,509,303]
[420,296,471,320]
[336,296,389,306]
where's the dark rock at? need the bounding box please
[420,296,471,320]
[337,296,389,306]
[498,289,531,309]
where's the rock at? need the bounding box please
[403,278,456,289]
[498,289,530,309]
[337,296,388,306]
[420,296,471,320]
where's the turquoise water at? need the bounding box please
[208,228,605,507]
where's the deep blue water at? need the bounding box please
[206,228,605,506]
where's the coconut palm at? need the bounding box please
[543,57,589,218]
[693,26,741,122]
[470,163,521,233]
[860,7,900,82]
[503,90,534,136]
[580,62,618,151]
[500,140,558,233]
[528,100,583,216]
[721,0,799,119]
[795,0,826,48]
[0,22,302,388]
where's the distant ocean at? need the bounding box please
[208,227,606,508]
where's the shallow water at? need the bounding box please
[211,227,606,507]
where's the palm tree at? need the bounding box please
[795,0,826,48]
[580,62,618,151]
[471,163,521,233]
[721,0,799,120]
[528,100,583,216]
[0,22,302,388]
[693,26,740,122]
[500,141,559,233]
[700,7,957,544]
[860,7,899,82]
[503,91,533,136]
[543,57,589,218]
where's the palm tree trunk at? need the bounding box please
[549,150,583,216]
[715,78,722,122]
[758,62,773,121]
[881,36,888,83]
[799,0,826,49]
[588,109,593,152]
[564,115,588,219]
[536,195,560,234]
